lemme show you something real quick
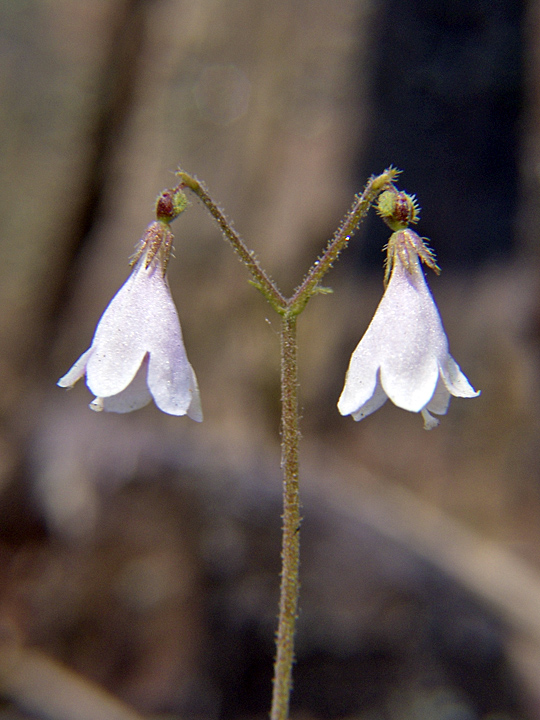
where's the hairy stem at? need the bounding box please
[271,313,301,720]
[177,167,399,720]
[177,170,286,311]
[288,167,399,314]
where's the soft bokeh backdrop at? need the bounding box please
[0,1,539,719]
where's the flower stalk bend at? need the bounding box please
[177,171,286,312]
[288,167,399,314]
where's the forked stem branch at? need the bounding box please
[178,167,396,720]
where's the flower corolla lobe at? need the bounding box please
[58,224,202,420]
[338,229,478,429]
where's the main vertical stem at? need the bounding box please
[271,313,301,720]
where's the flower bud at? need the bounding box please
[155,188,188,222]
[377,190,419,231]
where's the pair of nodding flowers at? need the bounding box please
[58,187,478,428]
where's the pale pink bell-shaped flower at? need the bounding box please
[338,228,478,429]
[58,222,202,420]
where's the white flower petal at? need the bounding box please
[369,260,442,411]
[138,272,197,416]
[99,356,152,413]
[381,357,439,412]
[57,348,94,388]
[147,348,193,415]
[350,373,388,421]
[186,365,203,422]
[440,355,480,399]
[85,262,154,397]
[425,375,451,415]
[337,325,382,416]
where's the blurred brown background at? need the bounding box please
[0,0,539,719]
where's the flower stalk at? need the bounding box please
[177,171,286,312]
[179,168,397,720]
[288,167,400,315]
[271,312,301,720]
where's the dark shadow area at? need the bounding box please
[352,0,524,271]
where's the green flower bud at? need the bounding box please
[155,188,188,222]
[377,190,419,231]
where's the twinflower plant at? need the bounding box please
[58,169,479,720]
